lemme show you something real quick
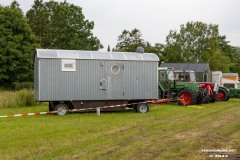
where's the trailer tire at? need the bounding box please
[136,103,149,113]
[54,104,68,115]
[49,102,54,111]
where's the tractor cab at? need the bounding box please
[158,67,176,92]
[174,70,197,82]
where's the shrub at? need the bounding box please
[0,90,37,108]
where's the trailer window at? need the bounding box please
[62,60,76,71]
[111,64,120,75]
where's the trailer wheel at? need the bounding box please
[54,104,68,115]
[136,103,149,113]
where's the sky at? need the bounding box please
[1,0,240,51]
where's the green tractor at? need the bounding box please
[228,88,240,98]
[158,67,199,106]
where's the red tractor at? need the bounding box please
[174,70,219,104]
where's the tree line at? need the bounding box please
[0,0,239,89]
[114,25,240,73]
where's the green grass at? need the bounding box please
[0,99,240,160]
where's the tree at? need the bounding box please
[26,0,103,50]
[114,28,165,62]
[0,6,38,88]
[10,0,21,11]
[144,42,165,63]
[207,49,232,72]
[114,28,145,52]
[230,52,240,74]
[225,46,240,74]
[25,0,47,47]
[163,21,232,71]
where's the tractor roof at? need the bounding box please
[160,63,209,73]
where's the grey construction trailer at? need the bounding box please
[34,49,159,114]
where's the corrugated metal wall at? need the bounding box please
[36,59,158,101]
[34,58,39,99]
[123,61,158,99]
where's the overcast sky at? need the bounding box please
[1,0,240,51]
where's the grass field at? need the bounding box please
[0,99,240,160]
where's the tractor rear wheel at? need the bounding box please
[177,89,197,106]
[216,87,229,101]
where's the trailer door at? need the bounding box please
[107,62,124,99]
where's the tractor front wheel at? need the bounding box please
[177,89,197,106]
[216,87,229,101]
